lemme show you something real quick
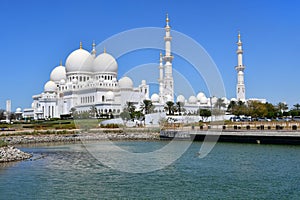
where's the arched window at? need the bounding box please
[102,95,105,102]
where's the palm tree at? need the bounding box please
[70,107,77,118]
[293,103,300,110]
[175,101,184,115]
[214,98,226,110]
[90,105,98,118]
[164,101,175,115]
[140,99,154,114]
[277,102,288,113]
[227,101,237,113]
[124,101,136,120]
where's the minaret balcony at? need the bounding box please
[236,49,243,54]
[235,65,245,71]
[163,55,174,62]
[164,36,172,41]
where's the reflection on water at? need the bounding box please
[0,141,300,199]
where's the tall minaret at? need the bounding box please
[235,32,246,101]
[163,13,174,102]
[158,52,164,103]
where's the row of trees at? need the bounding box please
[68,98,300,121]
[120,100,156,120]
[227,100,300,118]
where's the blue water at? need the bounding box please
[0,141,300,199]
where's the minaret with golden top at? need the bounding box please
[235,32,246,101]
[163,13,174,102]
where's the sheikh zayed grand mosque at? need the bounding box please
[22,15,251,120]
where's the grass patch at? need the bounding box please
[0,140,8,148]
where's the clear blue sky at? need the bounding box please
[1,0,300,110]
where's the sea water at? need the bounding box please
[0,141,299,199]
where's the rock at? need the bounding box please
[0,146,32,162]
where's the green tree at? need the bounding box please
[164,101,175,115]
[290,109,300,117]
[248,101,268,118]
[90,105,98,118]
[232,101,248,116]
[227,101,237,113]
[140,99,154,114]
[175,101,184,115]
[214,98,226,110]
[123,101,136,120]
[293,103,300,110]
[198,109,211,121]
[265,102,277,118]
[277,102,288,113]
[120,111,130,120]
[0,109,5,120]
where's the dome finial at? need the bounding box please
[159,51,163,62]
[92,40,96,56]
[80,41,82,49]
[104,47,106,53]
[238,31,241,42]
[59,60,62,66]
[166,13,170,26]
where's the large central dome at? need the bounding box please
[93,52,118,74]
[65,46,93,73]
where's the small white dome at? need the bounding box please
[119,76,133,89]
[105,91,115,101]
[44,81,57,92]
[50,65,66,82]
[230,98,237,102]
[211,97,218,104]
[188,96,197,104]
[65,48,94,72]
[93,52,118,73]
[176,95,185,103]
[197,92,206,101]
[141,80,146,85]
[166,95,173,102]
[199,96,208,104]
[151,93,160,102]
[16,108,22,113]
[222,97,229,104]
[60,79,66,85]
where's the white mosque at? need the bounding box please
[22,15,252,120]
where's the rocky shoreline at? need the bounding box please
[1,132,160,145]
[0,131,160,163]
[0,146,32,162]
